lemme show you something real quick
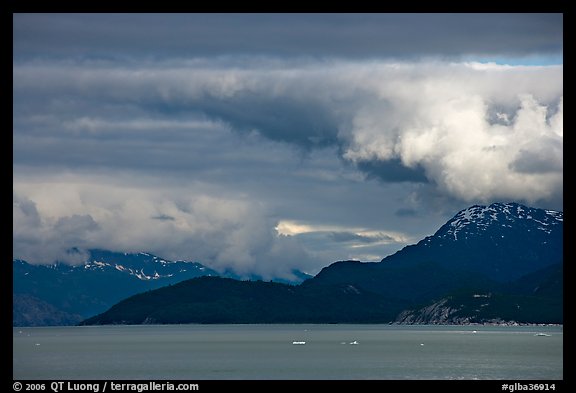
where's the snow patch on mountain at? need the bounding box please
[78,253,210,281]
[440,202,562,241]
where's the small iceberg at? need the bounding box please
[534,333,551,337]
[349,341,359,345]
[292,341,306,345]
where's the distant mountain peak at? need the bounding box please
[368,202,564,281]
[81,250,199,281]
[436,202,563,241]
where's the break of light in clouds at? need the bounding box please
[13,13,563,279]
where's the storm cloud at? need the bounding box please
[13,13,563,277]
[14,59,563,203]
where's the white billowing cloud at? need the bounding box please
[347,88,563,204]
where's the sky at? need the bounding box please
[13,13,563,279]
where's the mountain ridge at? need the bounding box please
[309,202,562,291]
[80,276,400,325]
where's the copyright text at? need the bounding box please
[12,382,199,393]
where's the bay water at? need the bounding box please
[13,324,563,380]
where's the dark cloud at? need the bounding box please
[395,208,418,218]
[356,159,429,183]
[54,215,99,233]
[197,95,339,149]
[14,14,562,60]
[151,214,175,221]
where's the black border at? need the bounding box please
[8,4,568,391]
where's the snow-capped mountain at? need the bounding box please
[13,249,311,326]
[399,202,564,281]
[309,202,563,300]
[436,202,562,242]
[78,249,215,281]
[13,250,219,326]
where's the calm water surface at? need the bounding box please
[13,324,563,380]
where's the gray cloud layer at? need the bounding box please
[14,14,562,60]
[14,60,563,203]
